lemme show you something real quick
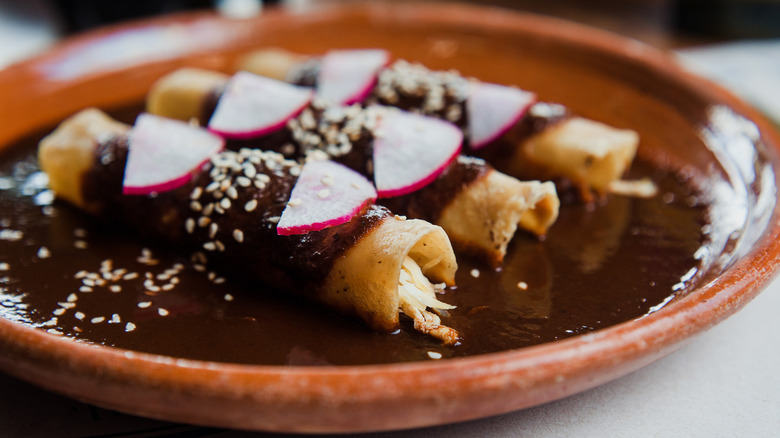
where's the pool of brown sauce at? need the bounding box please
[0,107,708,366]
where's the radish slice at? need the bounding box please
[277,160,377,235]
[373,108,463,198]
[318,49,391,105]
[208,71,313,139]
[123,113,224,195]
[467,82,536,149]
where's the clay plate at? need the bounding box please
[1,2,780,433]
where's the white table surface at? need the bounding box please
[1,3,779,436]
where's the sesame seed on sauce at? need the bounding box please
[233,229,244,243]
[74,240,88,249]
[37,246,51,259]
[158,308,169,316]
[470,269,480,278]
[125,322,137,332]
[427,351,443,359]
[244,199,258,212]
[224,293,233,301]
[0,262,8,271]
[517,281,528,290]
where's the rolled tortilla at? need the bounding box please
[146,68,560,265]
[38,108,460,343]
[236,49,643,199]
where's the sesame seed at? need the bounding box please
[138,301,152,309]
[219,179,231,191]
[162,283,175,291]
[193,264,206,272]
[287,198,302,207]
[66,293,78,302]
[37,246,51,259]
[192,252,207,264]
[205,181,220,192]
[220,197,231,210]
[470,269,480,278]
[58,302,76,309]
[236,176,251,187]
[125,322,136,332]
[123,272,139,280]
[53,308,66,316]
[226,186,238,200]
[74,312,85,320]
[202,203,215,216]
[91,316,105,324]
[267,216,281,224]
[244,166,257,179]
[110,285,122,293]
[321,175,334,186]
[0,263,8,271]
[517,281,528,290]
[110,314,121,323]
[215,241,225,252]
[198,216,211,227]
[427,351,443,359]
[79,286,93,293]
[208,271,216,281]
[317,189,330,199]
[214,277,226,284]
[244,199,258,212]
[74,270,88,279]
[203,242,216,251]
[209,222,219,239]
[185,218,195,234]
[73,228,88,238]
[190,187,203,200]
[74,240,88,249]
[233,229,244,243]
[224,293,234,301]
[158,308,169,316]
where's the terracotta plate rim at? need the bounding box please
[1,2,780,433]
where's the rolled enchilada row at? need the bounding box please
[147,68,560,265]
[237,48,647,201]
[38,108,461,344]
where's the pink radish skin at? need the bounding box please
[467,82,536,150]
[123,113,224,195]
[208,71,313,139]
[318,49,390,105]
[373,108,463,198]
[277,160,377,235]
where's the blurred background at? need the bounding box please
[2,0,780,48]
[2,0,778,123]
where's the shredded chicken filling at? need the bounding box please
[398,256,459,345]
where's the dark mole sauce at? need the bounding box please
[0,106,708,366]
